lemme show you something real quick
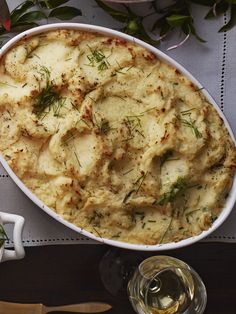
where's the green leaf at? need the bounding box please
[181,22,204,42]
[125,19,140,35]
[14,11,46,25]
[49,6,82,20]
[166,15,191,27]
[187,22,207,42]
[10,22,39,31]
[219,4,236,31]
[189,0,215,6]
[39,0,70,9]
[10,1,35,24]
[151,15,168,31]
[225,0,236,4]
[160,22,172,37]
[95,0,130,23]
[135,23,160,46]
[205,2,229,18]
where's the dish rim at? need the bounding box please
[0,22,235,251]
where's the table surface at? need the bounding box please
[0,2,236,314]
[0,243,235,314]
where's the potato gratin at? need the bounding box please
[0,29,235,244]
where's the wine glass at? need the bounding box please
[99,248,147,299]
[100,250,207,313]
[127,256,207,314]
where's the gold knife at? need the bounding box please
[0,301,112,314]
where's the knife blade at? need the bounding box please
[0,301,112,314]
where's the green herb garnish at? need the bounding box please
[185,207,208,218]
[130,211,145,223]
[89,210,104,227]
[98,61,109,71]
[123,168,134,176]
[33,66,63,118]
[123,173,147,203]
[86,45,110,72]
[123,189,135,203]
[159,215,174,244]
[92,114,111,135]
[100,119,111,134]
[177,113,202,139]
[53,98,66,117]
[111,232,122,239]
[74,151,82,168]
[123,115,144,140]
[154,177,187,206]
[180,108,196,115]
[135,172,147,193]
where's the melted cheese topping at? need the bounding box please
[0,29,235,244]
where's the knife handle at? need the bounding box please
[0,301,112,314]
[0,301,43,314]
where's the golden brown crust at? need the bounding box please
[0,29,235,245]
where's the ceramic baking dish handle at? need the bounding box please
[1,213,25,262]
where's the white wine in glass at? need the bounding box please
[128,256,207,314]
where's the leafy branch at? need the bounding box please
[96,0,236,49]
[95,0,160,45]
[0,0,81,46]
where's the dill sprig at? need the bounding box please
[185,207,208,221]
[100,119,111,134]
[89,210,104,227]
[123,189,135,204]
[177,112,202,139]
[33,66,63,118]
[123,172,147,203]
[122,169,147,203]
[159,215,174,244]
[123,114,145,139]
[123,168,134,176]
[180,108,196,115]
[111,232,122,239]
[130,211,145,223]
[98,61,109,71]
[139,107,156,114]
[154,177,187,206]
[53,98,66,117]
[0,225,8,248]
[74,151,82,168]
[86,45,110,72]
[93,114,111,135]
[135,172,147,193]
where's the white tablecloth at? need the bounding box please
[1,0,236,246]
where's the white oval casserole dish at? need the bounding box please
[0,23,235,251]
